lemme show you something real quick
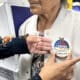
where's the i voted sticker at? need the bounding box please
[52,38,71,58]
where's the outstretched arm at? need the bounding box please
[0,37,29,59]
[0,35,51,59]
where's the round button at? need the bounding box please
[52,38,71,58]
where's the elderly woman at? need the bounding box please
[19,0,80,80]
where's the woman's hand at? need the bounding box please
[26,35,52,54]
[39,52,80,80]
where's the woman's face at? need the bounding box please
[29,0,60,15]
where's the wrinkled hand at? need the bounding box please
[26,35,52,54]
[39,53,80,80]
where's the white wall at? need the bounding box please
[0,0,30,7]
[0,3,15,38]
[8,0,30,7]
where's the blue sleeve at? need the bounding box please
[0,37,30,59]
[32,74,42,80]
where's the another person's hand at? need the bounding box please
[39,53,80,80]
[26,35,52,54]
[3,36,13,44]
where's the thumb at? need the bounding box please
[47,51,56,64]
[66,52,72,60]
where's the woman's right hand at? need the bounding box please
[39,52,80,80]
[26,35,52,54]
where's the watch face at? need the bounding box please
[52,38,71,58]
